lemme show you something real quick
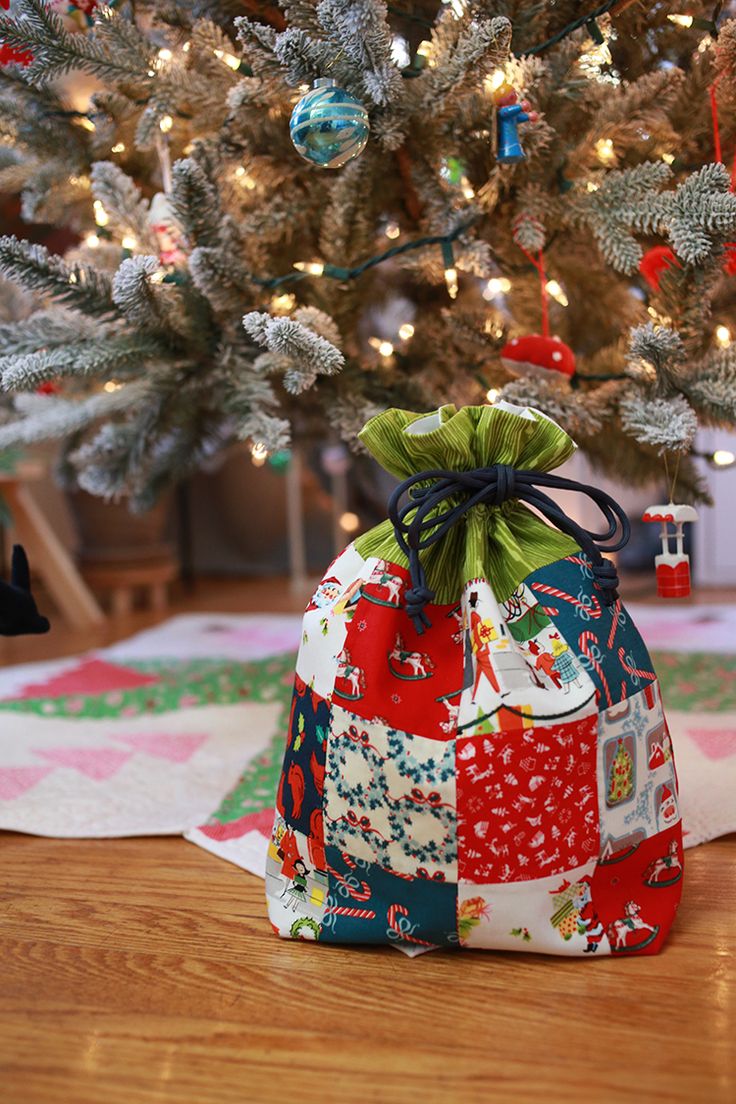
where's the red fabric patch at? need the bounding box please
[457,713,599,883]
[592,822,684,955]
[338,564,463,741]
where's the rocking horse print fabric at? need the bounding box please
[266,404,683,956]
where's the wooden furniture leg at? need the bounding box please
[2,481,105,630]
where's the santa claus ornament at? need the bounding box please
[642,502,698,598]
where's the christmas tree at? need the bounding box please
[607,737,634,804]
[1,1,736,509]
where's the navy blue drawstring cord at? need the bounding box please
[387,464,631,634]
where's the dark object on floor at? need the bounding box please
[0,544,50,636]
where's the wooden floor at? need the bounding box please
[1,577,735,1103]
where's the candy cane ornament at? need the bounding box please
[386,903,435,947]
[579,630,613,706]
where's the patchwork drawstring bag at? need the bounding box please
[266,403,683,955]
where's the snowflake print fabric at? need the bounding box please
[265,405,683,956]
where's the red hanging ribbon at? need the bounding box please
[518,245,550,337]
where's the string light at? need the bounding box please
[78,117,96,132]
[460,177,475,200]
[67,273,77,284]
[545,279,569,306]
[157,47,173,62]
[159,115,173,133]
[586,181,599,192]
[667,14,694,28]
[103,381,122,393]
[485,69,506,95]
[595,138,615,164]
[149,269,166,284]
[483,276,512,300]
[270,292,296,314]
[111,142,125,154]
[398,323,415,341]
[384,221,401,240]
[369,337,394,358]
[93,200,109,227]
[293,261,325,276]
[416,41,435,67]
[486,387,499,403]
[121,235,137,251]
[339,511,361,533]
[182,42,191,53]
[713,449,736,467]
[234,166,256,189]
[444,266,459,299]
[84,233,100,248]
[715,325,731,347]
[251,442,269,466]
[661,152,675,165]
[213,48,241,70]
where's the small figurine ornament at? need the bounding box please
[501,334,576,381]
[289,78,370,169]
[148,192,187,268]
[495,90,537,165]
[642,502,698,598]
[0,545,50,636]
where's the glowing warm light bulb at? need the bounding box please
[483,277,511,300]
[595,138,615,164]
[149,269,166,284]
[111,142,125,153]
[715,325,731,347]
[485,69,506,94]
[158,48,173,62]
[182,42,191,53]
[546,279,569,306]
[416,40,434,65]
[379,341,394,358]
[293,261,325,276]
[713,449,736,467]
[159,115,173,133]
[84,233,100,248]
[486,388,500,404]
[667,14,694,28]
[339,511,361,533]
[460,177,475,200]
[121,235,137,250]
[78,117,96,132]
[445,267,459,300]
[93,200,109,227]
[661,152,675,165]
[270,292,296,315]
[214,48,241,70]
[251,442,269,466]
[385,221,401,240]
[103,381,122,393]
[586,181,599,192]
[398,323,415,341]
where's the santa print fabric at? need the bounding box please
[265,404,684,956]
[266,547,683,956]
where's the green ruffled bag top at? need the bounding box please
[355,402,582,606]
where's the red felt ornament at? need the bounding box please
[638,246,681,292]
[501,333,576,380]
[642,503,698,599]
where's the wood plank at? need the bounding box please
[0,831,733,1104]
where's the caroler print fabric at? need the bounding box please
[266,404,683,955]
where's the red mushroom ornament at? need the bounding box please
[500,334,576,381]
[642,503,698,598]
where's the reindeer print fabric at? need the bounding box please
[266,405,683,956]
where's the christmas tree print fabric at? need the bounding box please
[266,405,683,955]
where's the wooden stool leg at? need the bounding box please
[3,483,104,629]
[111,587,133,618]
[149,582,168,613]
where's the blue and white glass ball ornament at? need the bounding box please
[289,78,370,169]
